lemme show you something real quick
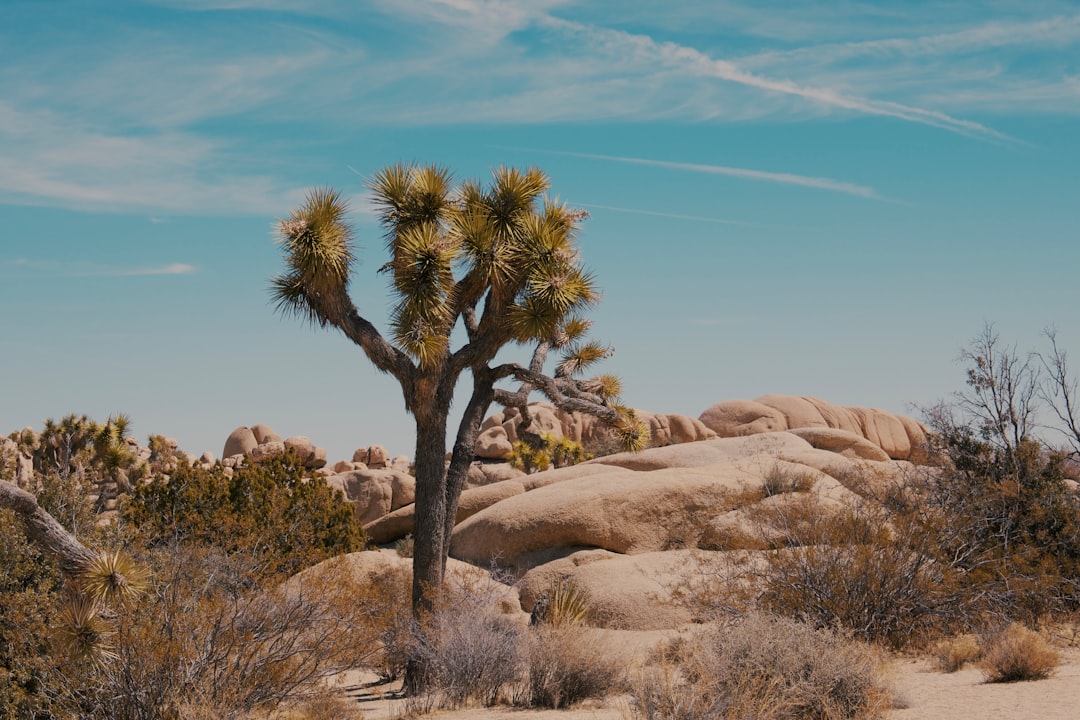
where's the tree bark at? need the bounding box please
[0,479,95,575]
[403,408,450,696]
[440,370,495,578]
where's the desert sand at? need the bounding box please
[336,646,1080,719]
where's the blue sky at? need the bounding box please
[2,0,1078,462]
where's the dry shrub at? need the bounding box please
[931,634,982,672]
[407,575,526,708]
[631,613,892,720]
[352,564,412,682]
[54,546,380,720]
[762,463,816,496]
[519,626,627,709]
[980,623,1061,683]
[755,496,946,647]
[272,691,366,720]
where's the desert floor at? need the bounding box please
[341,646,1080,720]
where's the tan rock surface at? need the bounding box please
[450,459,766,571]
[700,395,928,461]
[222,426,258,459]
[326,469,402,525]
[364,480,527,545]
[786,426,891,461]
[250,423,282,445]
[517,549,708,630]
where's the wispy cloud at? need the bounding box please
[123,263,197,276]
[0,0,1074,216]
[742,14,1080,67]
[544,18,1014,142]
[539,150,881,199]
[4,259,197,278]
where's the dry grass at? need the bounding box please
[980,623,1061,683]
[519,626,627,709]
[931,634,982,673]
[630,613,892,720]
[762,463,816,496]
[272,692,367,719]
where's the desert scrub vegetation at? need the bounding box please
[0,506,64,718]
[406,577,527,708]
[979,623,1061,683]
[931,634,982,673]
[631,613,892,720]
[121,451,365,579]
[1,421,375,719]
[519,625,627,709]
[509,433,591,473]
[395,573,625,712]
[52,545,379,720]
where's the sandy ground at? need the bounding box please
[337,646,1080,719]
[889,647,1080,720]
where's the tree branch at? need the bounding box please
[0,479,95,575]
[491,363,621,425]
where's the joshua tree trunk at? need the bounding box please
[0,479,95,574]
[410,411,450,613]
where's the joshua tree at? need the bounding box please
[271,165,646,635]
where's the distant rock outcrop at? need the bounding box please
[221,425,328,470]
[223,426,259,459]
[474,402,717,460]
[327,469,417,525]
[699,395,926,461]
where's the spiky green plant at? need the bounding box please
[78,550,150,607]
[54,589,117,670]
[543,579,592,629]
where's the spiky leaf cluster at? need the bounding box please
[364,165,600,364]
[504,202,598,343]
[54,590,118,670]
[78,550,150,607]
[271,187,355,328]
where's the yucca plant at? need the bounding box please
[53,550,149,671]
[545,579,592,629]
[54,585,118,670]
[272,164,646,692]
[78,549,150,607]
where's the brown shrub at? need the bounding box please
[406,574,526,708]
[54,546,380,719]
[744,496,946,647]
[519,626,627,709]
[931,634,982,672]
[980,623,1061,683]
[630,613,892,720]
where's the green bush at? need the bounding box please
[0,468,97,719]
[509,434,591,474]
[0,507,63,719]
[121,452,365,579]
[899,432,1080,624]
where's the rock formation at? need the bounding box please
[699,395,926,460]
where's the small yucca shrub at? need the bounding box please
[509,434,591,474]
[541,578,592,628]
